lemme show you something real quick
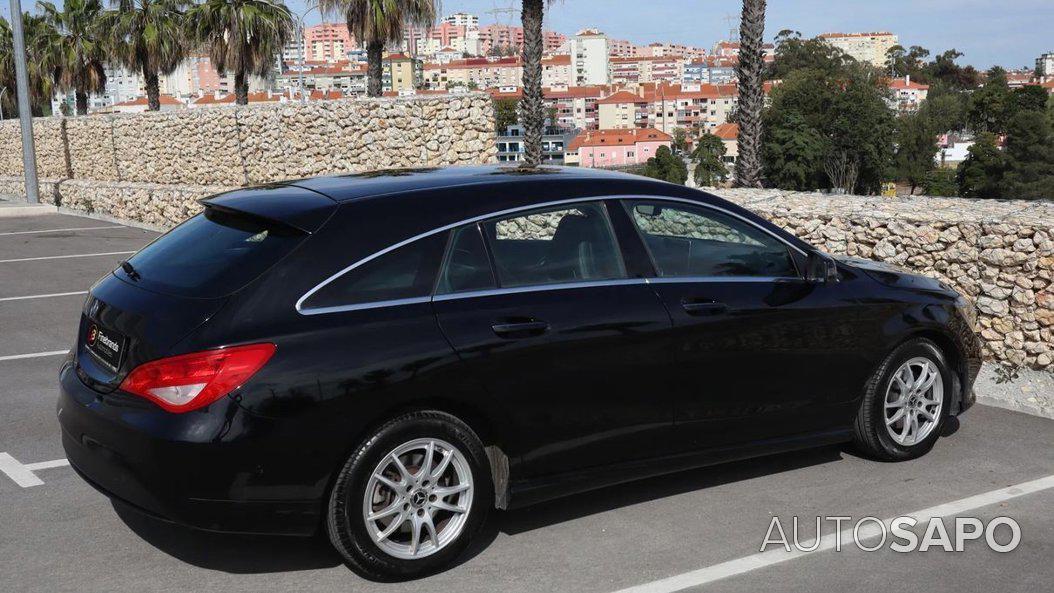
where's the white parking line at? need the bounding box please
[0,453,69,488]
[0,350,69,362]
[0,251,134,264]
[0,291,88,302]
[0,225,121,236]
[612,474,1054,593]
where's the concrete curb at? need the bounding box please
[0,200,58,217]
[975,364,1054,420]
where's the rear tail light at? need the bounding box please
[119,343,276,413]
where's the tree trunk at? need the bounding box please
[144,69,161,111]
[75,90,89,116]
[367,40,384,97]
[235,70,249,105]
[520,0,544,168]
[734,0,766,188]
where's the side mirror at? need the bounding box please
[805,252,839,283]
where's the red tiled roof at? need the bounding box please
[597,90,647,105]
[568,127,672,150]
[487,88,524,99]
[543,54,571,65]
[889,78,929,90]
[818,31,895,38]
[713,122,739,140]
[113,95,183,107]
[543,85,612,99]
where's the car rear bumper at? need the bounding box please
[57,362,321,536]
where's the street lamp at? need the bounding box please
[294,1,323,105]
[8,0,40,203]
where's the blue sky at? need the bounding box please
[3,1,1049,69]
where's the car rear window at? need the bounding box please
[117,207,305,298]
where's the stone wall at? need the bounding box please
[710,188,1054,371]
[0,94,496,186]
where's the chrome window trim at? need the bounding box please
[647,276,802,285]
[433,278,647,302]
[295,194,808,316]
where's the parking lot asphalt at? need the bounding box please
[1,212,1053,593]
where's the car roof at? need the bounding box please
[284,164,677,203]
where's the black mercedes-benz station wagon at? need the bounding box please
[58,166,980,579]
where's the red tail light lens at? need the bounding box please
[119,343,276,413]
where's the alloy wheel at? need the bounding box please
[361,438,474,560]
[884,357,944,446]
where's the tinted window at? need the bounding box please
[436,224,496,295]
[120,208,304,298]
[626,201,797,278]
[482,202,626,288]
[302,233,447,311]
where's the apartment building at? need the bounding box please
[609,55,685,86]
[411,22,482,58]
[544,85,612,131]
[571,29,610,86]
[305,23,355,62]
[496,124,573,164]
[564,127,672,168]
[639,42,707,60]
[162,54,223,98]
[1037,52,1054,80]
[608,38,641,58]
[888,75,930,112]
[277,62,367,95]
[385,54,421,93]
[443,12,479,28]
[597,90,649,129]
[423,57,522,90]
[818,31,898,67]
[479,24,566,55]
[542,54,573,87]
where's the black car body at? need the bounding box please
[58,165,981,540]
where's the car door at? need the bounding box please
[615,198,874,451]
[431,200,676,479]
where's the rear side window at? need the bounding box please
[481,202,626,288]
[436,224,496,295]
[301,232,447,311]
[625,201,798,278]
[120,208,305,299]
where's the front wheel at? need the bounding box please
[326,411,492,581]
[853,338,952,461]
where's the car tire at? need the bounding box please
[852,338,953,461]
[326,410,492,581]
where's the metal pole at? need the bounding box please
[297,17,307,104]
[9,0,40,203]
[0,88,7,120]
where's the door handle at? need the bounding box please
[681,299,728,316]
[491,319,550,338]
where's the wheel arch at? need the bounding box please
[892,328,967,413]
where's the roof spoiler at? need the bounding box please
[200,185,337,234]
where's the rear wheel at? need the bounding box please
[853,338,951,461]
[326,411,492,580]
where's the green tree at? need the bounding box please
[894,112,938,195]
[641,145,687,185]
[885,44,930,81]
[189,0,293,105]
[769,31,853,79]
[967,68,1011,133]
[1010,85,1049,117]
[956,133,1005,198]
[2,13,62,116]
[671,127,689,153]
[319,0,436,98]
[918,92,967,133]
[924,49,980,91]
[38,0,108,116]
[691,133,728,186]
[734,0,766,187]
[1000,109,1054,199]
[493,97,518,132]
[104,0,191,112]
[761,112,827,190]
[921,168,958,196]
[763,67,895,194]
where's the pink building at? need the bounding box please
[305,23,355,62]
[566,127,672,168]
[479,24,566,54]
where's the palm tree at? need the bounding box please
[2,13,62,116]
[38,0,108,116]
[318,0,437,97]
[519,0,545,167]
[734,0,766,187]
[104,0,189,111]
[189,0,293,105]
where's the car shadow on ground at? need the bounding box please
[112,444,845,578]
